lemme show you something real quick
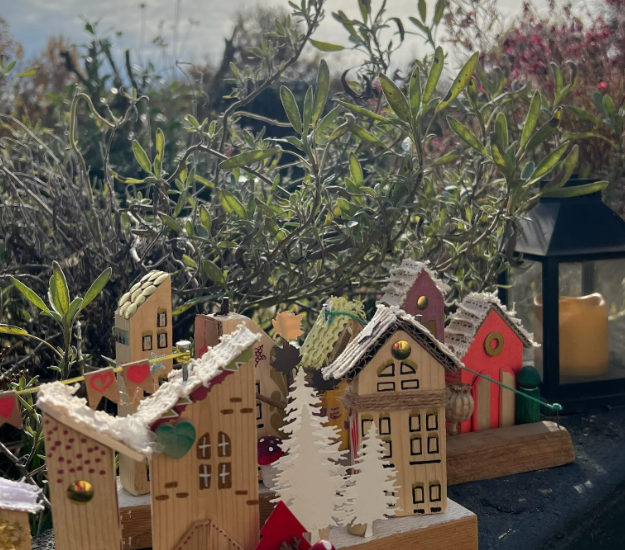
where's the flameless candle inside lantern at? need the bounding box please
[534,293,609,377]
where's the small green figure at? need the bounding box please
[516,366,542,424]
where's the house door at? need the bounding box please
[472,376,491,431]
[174,520,243,550]
[425,320,438,339]
[499,368,516,428]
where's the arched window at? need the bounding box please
[197,433,211,459]
[217,432,231,457]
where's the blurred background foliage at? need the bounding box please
[1,0,624,516]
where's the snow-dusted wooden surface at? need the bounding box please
[329,499,477,550]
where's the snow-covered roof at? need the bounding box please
[116,270,170,320]
[0,478,44,514]
[37,325,260,458]
[322,305,463,380]
[299,297,365,369]
[380,260,451,308]
[445,292,536,359]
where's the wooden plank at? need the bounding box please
[447,420,575,485]
[0,510,32,550]
[118,479,152,549]
[329,499,477,550]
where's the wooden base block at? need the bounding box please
[118,479,152,549]
[447,421,575,485]
[328,499,477,550]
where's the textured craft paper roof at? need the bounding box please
[445,292,536,359]
[0,477,44,513]
[116,270,170,320]
[37,325,259,457]
[322,305,463,380]
[299,297,365,369]
[380,260,450,308]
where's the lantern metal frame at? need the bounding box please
[500,177,625,412]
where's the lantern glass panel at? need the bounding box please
[556,259,625,384]
[508,261,543,375]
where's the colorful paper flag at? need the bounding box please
[122,362,155,401]
[84,367,120,410]
[0,391,22,429]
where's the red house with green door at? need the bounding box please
[445,293,536,433]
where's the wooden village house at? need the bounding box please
[379,260,449,341]
[322,305,464,516]
[195,312,287,438]
[37,325,261,550]
[299,297,365,450]
[0,478,43,550]
[115,270,173,495]
[445,293,536,433]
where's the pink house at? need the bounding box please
[379,260,450,342]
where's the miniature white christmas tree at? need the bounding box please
[272,368,348,542]
[343,422,400,537]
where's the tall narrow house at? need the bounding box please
[115,270,173,494]
[379,260,449,341]
[322,305,463,516]
[0,478,43,550]
[195,312,287,438]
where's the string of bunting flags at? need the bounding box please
[0,350,191,429]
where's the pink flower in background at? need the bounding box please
[598,82,607,90]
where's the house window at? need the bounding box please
[114,328,129,346]
[377,362,395,377]
[410,435,423,455]
[218,463,232,489]
[256,382,262,421]
[217,432,231,457]
[157,310,167,328]
[430,483,442,502]
[401,379,420,390]
[417,296,428,310]
[377,382,395,392]
[157,331,168,349]
[412,484,425,504]
[197,433,211,459]
[379,416,391,435]
[427,435,439,454]
[382,438,393,459]
[400,362,416,374]
[426,413,438,431]
[409,414,421,432]
[142,334,153,351]
[199,464,211,490]
[391,340,411,360]
[361,416,374,436]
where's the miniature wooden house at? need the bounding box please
[322,305,464,517]
[445,293,536,433]
[379,260,449,342]
[115,270,173,495]
[37,325,260,550]
[299,297,364,450]
[0,478,43,550]
[195,313,286,438]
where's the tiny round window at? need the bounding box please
[391,340,411,360]
[67,481,94,504]
[484,332,504,357]
[417,296,428,310]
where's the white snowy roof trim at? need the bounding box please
[134,325,260,427]
[445,292,536,359]
[322,305,463,380]
[0,478,44,513]
[380,260,450,308]
[37,325,259,457]
[37,382,157,456]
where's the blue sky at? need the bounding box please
[3,0,539,67]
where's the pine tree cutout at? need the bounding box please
[344,422,400,537]
[273,369,347,542]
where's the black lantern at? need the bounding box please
[500,176,625,411]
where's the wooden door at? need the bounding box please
[499,368,516,427]
[472,377,490,431]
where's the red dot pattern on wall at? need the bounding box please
[44,415,112,492]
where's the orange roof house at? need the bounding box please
[37,325,260,550]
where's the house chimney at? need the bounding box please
[218,297,230,316]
